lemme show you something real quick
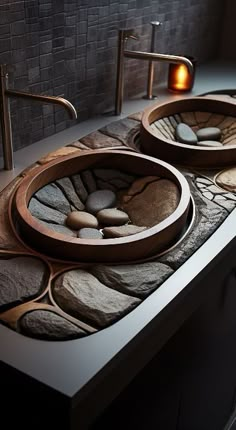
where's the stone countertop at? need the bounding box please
[0,60,236,429]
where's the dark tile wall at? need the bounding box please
[0,0,224,155]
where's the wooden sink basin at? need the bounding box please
[140,97,236,168]
[12,149,191,263]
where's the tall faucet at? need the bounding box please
[115,29,194,115]
[0,64,78,170]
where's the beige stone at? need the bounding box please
[122,179,180,227]
[102,224,147,238]
[80,130,122,149]
[215,167,236,192]
[38,146,81,165]
[66,211,98,230]
[122,176,160,203]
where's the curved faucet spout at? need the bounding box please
[124,50,193,74]
[5,89,78,119]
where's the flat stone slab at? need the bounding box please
[35,183,71,215]
[122,179,180,227]
[92,262,174,298]
[103,224,146,238]
[122,176,160,203]
[81,170,97,193]
[215,167,236,192]
[53,269,141,328]
[37,220,76,237]
[93,168,135,187]
[56,177,85,210]
[71,174,88,203]
[80,130,123,149]
[29,198,67,225]
[99,118,140,146]
[38,146,80,165]
[19,309,86,340]
[0,257,48,310]
[159,175,228,269]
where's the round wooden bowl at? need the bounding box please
[140,97,236,168]
[12,150,191,263]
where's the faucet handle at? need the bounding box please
[150,21,162,27]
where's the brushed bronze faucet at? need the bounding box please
[115,28,194,115]
[0,64,77,170]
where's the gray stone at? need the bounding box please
[86,189,117,214]
[122,179,180,227]
[96,180,116,191]
[175,123,198,145]
[103,224,146,238]
[34,183,71,214]
[196,177,213,185]
[224,193,236,201]
[0,257,48,310]
[202,191,214,200]
[28,198,67,224]
[212,199,236,212]
[91,262,174,298]
[196,127,221,141]
[38,220,77,237]
[56,177,85,210]
[93,168,135,185]
[71,174,88,203]
[66,211,98,229]
[196,140,223,147]
[99,118,140,146]
[196,183,206,188]
[159,176,228,269]
[53,269,141,328]
[97,208,129,226]
[207,185,226,194]
[81,170,97,193]
[19,309,86,340]
[214,195,227,201]
[169,115,178,128]
[78,228,103,239]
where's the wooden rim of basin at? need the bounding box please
[140,97,236,169]
[12,149,191,263]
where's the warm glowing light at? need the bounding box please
[168,57,196,92]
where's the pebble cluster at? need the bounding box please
[175,124,222,147]
[28,168,180,240]
[29,168,136,240]
[151,110,236,147]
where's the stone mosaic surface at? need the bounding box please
[1,96,236,341]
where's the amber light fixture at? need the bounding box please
[168,56,196,92]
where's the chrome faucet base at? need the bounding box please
[142,95,158,100]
